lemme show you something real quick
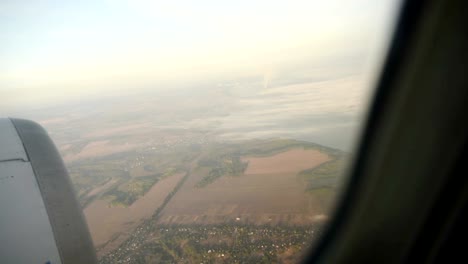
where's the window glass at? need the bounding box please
[1,0,400,262]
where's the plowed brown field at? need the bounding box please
[158,148,331,226]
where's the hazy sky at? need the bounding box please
[1,0,398,110]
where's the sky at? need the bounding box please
[0,0,399,110]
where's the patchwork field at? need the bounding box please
[84,173,185,255]
[158,148,332,226]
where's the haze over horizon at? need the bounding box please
[2,0,397,106]
[1,0,399,151]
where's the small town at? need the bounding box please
[99,223,324,264]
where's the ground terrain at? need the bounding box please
[18,88,352,263]
[60,131,347,262]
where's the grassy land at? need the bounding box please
[68,144,199,207]
[298,154,349,192]
[196,156,248,187]
[102,175,161,207]
[194,138,346,188]
[68,160,130,207]
[235,138,343,158]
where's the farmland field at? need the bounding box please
[85,173,185,256]
[158,148,332,226]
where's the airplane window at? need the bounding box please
[1,0,400,263]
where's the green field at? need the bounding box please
[102,175,160,206]
[298,155,349,191]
